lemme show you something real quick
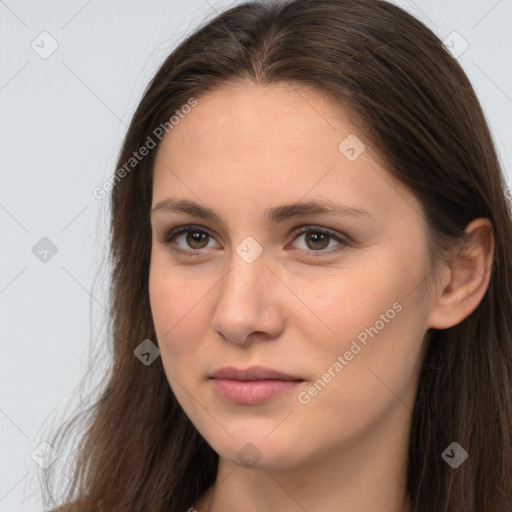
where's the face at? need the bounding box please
[149,82,434,470]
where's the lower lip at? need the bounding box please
[210,378,303,405]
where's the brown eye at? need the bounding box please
[303,231,331,250]
[159,225,219,254]
[183,230,210,250]
[290,227,349,256]
[159,224,350,257]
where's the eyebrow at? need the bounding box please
[151,198,375,225]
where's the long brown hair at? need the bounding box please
[41,0,512,510]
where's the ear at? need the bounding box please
[427,218,495,330]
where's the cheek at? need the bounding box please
[298,256,428,395]
[296,305,425,450]
[148,262,214,377]
[325,312,427,426]
[149,267,186,353]
[291,264,402,354]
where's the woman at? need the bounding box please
[42,0,512,510]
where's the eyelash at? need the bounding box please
[158,224,351,258]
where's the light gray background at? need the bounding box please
[1,1,511,510]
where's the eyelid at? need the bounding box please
[287,225,351,256]
[158,223,351,256]
[158,224,220,247]
[289,225,351,244]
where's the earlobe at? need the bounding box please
[427,218,495,330]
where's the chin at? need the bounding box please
[203,428,310,470]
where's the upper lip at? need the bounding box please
[210,366,304,381]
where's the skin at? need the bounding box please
[148,81,494,511]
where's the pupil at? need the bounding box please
[308,232,328,249]
[188,232,207,248]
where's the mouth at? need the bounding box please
[209,366,305,405]
[210,365,303,381]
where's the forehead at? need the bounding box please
[151,82,424,226]
[163,82,356,157]
[154,82,357,186]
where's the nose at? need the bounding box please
[210,250,285,345]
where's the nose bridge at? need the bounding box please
[219,246,267,313]
[211,243,281,343]
[222,230,269,297]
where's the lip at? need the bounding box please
[210,365,303,381]
[209,366,305,405]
